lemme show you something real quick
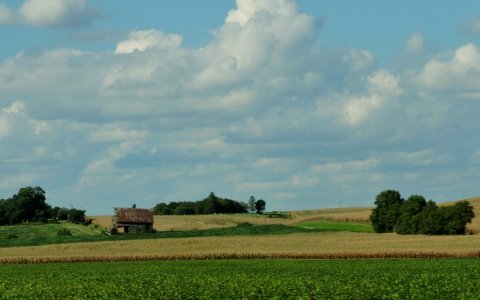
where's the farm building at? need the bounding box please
[112,207,154,234]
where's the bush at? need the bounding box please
[236,222,253,227]
[6,233,18,239]
[57,228,72,236]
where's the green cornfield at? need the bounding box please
[1,259,479,299]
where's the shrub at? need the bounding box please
[6,233,18,239]
[57,229,72,236]
[236,222,253,227]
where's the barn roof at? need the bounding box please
[114,208,154,224]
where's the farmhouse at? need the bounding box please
[112,207,154,234]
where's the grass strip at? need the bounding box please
[293,220,373,232]
[0,224,328,248]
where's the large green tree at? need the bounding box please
[255,199,266,214]
[395,195,427,234]
[10,186,50,223]
[0,187,87,225]
[370,190,404,233]
[442,201,475,234]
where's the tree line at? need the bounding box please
[0,186,86,225]
[370,190,474,235]
[152,192,266,215]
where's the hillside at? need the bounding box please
[91,196,480,233]
[0,222,103,247]
[91,206,373,232]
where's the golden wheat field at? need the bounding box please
[2,232,480,263]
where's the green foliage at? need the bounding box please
[370,190,404,233]
[0,187,87,226]
[1,259,480,299]
[173,202,197,215]
[255,199,266,214]
[0,223,321,247]
[51,207,86,223]
[56,228,72,236]
[152,192,248,215]
[0,186,51,225]
[371,190,474,235]
[0,223,101,247]
[6,234,18,239]
[68,208,86,224]
[294,221,374,233]
[236,222,253,227]
[395,195,427,234]
[152,202,170,215]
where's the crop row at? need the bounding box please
[3,250,480,264]
[1,259,479,299]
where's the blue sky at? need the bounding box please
[1,0,480,214]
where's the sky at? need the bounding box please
[1,0,480,215]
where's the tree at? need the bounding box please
[68,208,86,224]
[0,199,6,225]
[370,189,475,235]
[152,203,171,215]
[174,202,196,215]
[370,190,404,233]
[255,199,266,214]
[10,186,51,223]
[203,193,221,214]
[248,196,256,213]
[395,195,427,234]
[57,207,70,220]
[442,201,474,234]
[152,193,249,216]
[416,200,442,234]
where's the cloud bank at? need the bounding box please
[1,0,480,213]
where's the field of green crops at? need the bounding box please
[293,220,373,232]
[1,259,479,299]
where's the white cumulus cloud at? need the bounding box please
[115,30,183,54]
[0,0,100,27]
[418,43,480,94]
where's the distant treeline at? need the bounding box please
[152,192,251,215]
[370,190,474,235]
[0,186,86,225]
